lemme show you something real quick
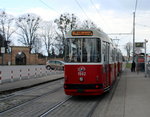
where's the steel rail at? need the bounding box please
[0,86,63,114]
[0,78,63,101]
[40,96,72,117]
[87,70,123,117]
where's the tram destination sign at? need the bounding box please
[135,42,144,48]
[72,31,93,36]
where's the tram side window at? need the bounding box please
[97,39,101,62]
[115,50,117,62]
[64,40,69,62]
[116,52,119,62]
[102,43,106,62]
[102,41,110,64]
[110,48,113,63]
[112,49,115,62]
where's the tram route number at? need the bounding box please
[78,72,86,76]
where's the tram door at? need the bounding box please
[103,42,110,87]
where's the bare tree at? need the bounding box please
[40,21,56,57]
[32,36,42,54]
[16,13,41,53]
[124,42,132,61]
[0,10,15,45]
[54,13,79,55]
[81,20,98,29]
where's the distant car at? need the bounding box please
[46,60,65,70]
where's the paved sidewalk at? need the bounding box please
[105,68,150,117]
[0,74,64,92]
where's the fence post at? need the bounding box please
[0,71,2,84]
[20,69,22,80]
[11,70,13,82]
[28,69,30,79]
[40,68,42,77]
[35,68,37,78]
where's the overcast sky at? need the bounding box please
[1,0,150,55]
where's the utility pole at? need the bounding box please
[1,35,5,65]
[133,12,135,62]
[145,39,148,77]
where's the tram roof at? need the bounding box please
[66,29,112,43]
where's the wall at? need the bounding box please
[0,46,46,65]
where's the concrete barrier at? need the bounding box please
[0,65,64,84]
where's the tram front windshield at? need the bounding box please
[65,38,101,63]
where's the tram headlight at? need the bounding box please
[79,77,84,82]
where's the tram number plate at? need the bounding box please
[77,89,84,93]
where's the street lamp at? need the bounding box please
[145,39,148,77]
[133,12,135,62]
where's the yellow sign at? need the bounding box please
[72,31,93,36]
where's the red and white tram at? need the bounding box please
[64,29,122,96]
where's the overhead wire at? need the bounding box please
[39,0,60,15]
[90,0,131,49]
[89,0,112,32]
[136,23,150,28]
[74,0,90,20]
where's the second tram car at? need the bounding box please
[64,29,122,96]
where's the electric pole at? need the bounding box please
[1,34,5,65]
[133,12,135,62]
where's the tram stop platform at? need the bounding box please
[103,68,150,117]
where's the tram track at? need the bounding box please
[38,95,104,117]
[90,72,123,117]
[40,96,72,117]
[0,79,63,113]
[0,78,63,101]
[40,96,104,117]
[40,74,122,117]
[0,87,68,117]
[86,97,103,117]
[0,86,63,114]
